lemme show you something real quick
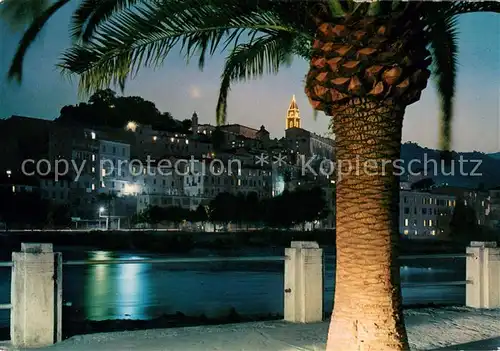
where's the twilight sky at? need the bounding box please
[0,5,499,152]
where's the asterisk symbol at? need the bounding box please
[255,153,269,166]
[273,153,287,166]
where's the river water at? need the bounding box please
[0,247,465,329]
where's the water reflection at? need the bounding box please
[0,250,467,330]
[84,252,151,320]
[118,256,150,319]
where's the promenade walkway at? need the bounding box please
[1,306,499,350]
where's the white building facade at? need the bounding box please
[400,190,456,238]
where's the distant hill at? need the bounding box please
[488,152,500,160]
[400,142,500,189]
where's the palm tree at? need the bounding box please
[5,1,500,349]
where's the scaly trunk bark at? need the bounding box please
[327,98,408,351]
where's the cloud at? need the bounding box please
[188,85,202,99]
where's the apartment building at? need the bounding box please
[399,190,456,238]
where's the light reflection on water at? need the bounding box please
[0,250,466,328]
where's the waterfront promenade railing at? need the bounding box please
[0,241,499,348]
[0,252,474,313]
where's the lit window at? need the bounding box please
[92,154,96,161]
[185,139,189,144]
[91,131,96,139]
[431,230,436,235]
[12,185,15,193]
[92,167,95,173]
[171,137,174,142]
[424,220,427,226]
[153,136,157,141]
[403,230,409,235]
[414,230,418,235]
[101,168,106,177]
[91,183,95,190]
[404,218,409,226]
[429,219,433,226]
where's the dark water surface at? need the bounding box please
[0,246,465,329]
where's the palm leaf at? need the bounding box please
[427,15,458,152]
[59,0,301,95]
[215,32,296,125]
[445,1,500,16]
[0,0,51,31]
[7,0,71,82]
[70,0,142,42]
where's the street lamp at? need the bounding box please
[98,207,108,230]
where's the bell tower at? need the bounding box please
[286,95,301,129]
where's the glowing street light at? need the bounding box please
[99,207,105,214]
[126,121,138,132]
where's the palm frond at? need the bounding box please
[7,0,71,82]
[58,0,302,95]
[215,32,296,125]
[445,1,500,16]
[428,15,459,152]
[70,0,142,42]
[0,0,51,31]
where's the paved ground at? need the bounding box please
[1,307,499,350]
[431,337,500,350]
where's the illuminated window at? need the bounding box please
[414,230,418,235]
[404,218,409,226]
[91,131,96,139]
[12,185,15,193]
[101,168,106,177]
[424,220,427,226]
[430,230,436,235]
[429,219,433,226]
[153,136,157,141]
[91,183,95,190]
[92,154,96,161]
[91,167,95,173]
[403,230,409,235]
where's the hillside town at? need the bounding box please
[0,91,498,240]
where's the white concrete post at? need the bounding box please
[11,243,62,348]
[284,241,323,323]
[466,241,500,309]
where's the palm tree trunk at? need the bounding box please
[327,98,408,350]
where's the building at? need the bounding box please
[183,159,272,199]
[283,95,335,161]
[430,186,489,226]
[0,115,52,174]
[99,139,131,194]
[286,95,301,129]
[399,190,456,238]
[488,186,500,228]
[285,127,335,160]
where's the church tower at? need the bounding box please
[286,95,301,129]
[191,111,198,135]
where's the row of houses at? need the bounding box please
[0,96,337,228]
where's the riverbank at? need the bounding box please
[0,230,468,257]
[2,306,499,351]
[0,303,464,343]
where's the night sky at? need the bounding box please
[1,6,498,152]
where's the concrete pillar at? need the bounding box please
[284,241,323,323]
[466,241,500,308]
[11,243,62,348]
